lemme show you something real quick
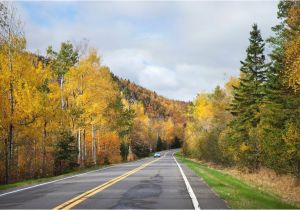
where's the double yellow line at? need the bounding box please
[53,158,160,210]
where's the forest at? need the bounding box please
[183,1,300,183]
[0,2,187,184]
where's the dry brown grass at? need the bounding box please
[225,167,300,205]
[187,158,300,205]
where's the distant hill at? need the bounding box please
[112,75,189,124]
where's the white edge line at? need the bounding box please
[173,152,200,210]
[0,156,152,198]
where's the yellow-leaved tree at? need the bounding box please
[285,3,300,91]
[65,49,119,166]
[129,102,151,158]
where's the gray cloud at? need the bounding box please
[17,1,279,101]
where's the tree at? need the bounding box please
[170,136,182,149]
[0,2,25,184]
[120,141,129,161]
[184,86,231,164]
[54,130,78,174]
[98,132,121,164]
[252,1,300,177]
[282,2,300,180]
[156,136,163,151]
[47,41,78,109]
[104,97,135,161]
[131,138,150,158]
[230,24,267,123]
[129,103,151,158]
[161,118,175,147]
[229,24,267,170]
[65,49,119,166]
[284,2,300,91]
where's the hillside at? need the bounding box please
[114,76,189,124]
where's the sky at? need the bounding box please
[16,1,279,101]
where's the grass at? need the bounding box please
[0,165,107,191]
[149,152,155,157]
[176,153,300,209]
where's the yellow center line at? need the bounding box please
[53,155,163,210]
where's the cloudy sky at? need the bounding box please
[16,1,279,101]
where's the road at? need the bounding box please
[0,151,228,209]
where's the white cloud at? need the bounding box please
[139,65,178,89]
[103,48,153,81]
[16,1,279,101]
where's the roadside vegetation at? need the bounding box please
[177,154,300,209]
[0,165,104,191]
[183,0,300,200]
[0,152,156,191]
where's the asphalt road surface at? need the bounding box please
[0,150,228,209]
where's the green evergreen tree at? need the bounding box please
[230,24,267,124]
[54,130,78,174]
[229,24,267,170]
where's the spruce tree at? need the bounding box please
[229,24,267,170]
[230,24,267,124]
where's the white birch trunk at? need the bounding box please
[92,125,96,165]
[60,75,64,109]
[77,129,81,165]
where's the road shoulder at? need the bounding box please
[177,157,229,209]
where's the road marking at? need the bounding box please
[0,157,152,198]
[53,155,163,210]
[173,152,200,210]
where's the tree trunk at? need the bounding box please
[92,125,96,165]
[97,130,100,165]
[7,31,14,183]
[60,75,64,109]
[77,129,81,165]
[8,124,13,161]
[42,121,47,176]
[83,129,86,165]
[5,137,9,184]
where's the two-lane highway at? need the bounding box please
[0,150,228,209]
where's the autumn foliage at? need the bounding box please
[183,1,300,182]
[97,132,121,165]
[0,3,186,184]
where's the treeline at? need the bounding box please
[183,1,300,181]
[117,78,188,120]
[0,3,184,184]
